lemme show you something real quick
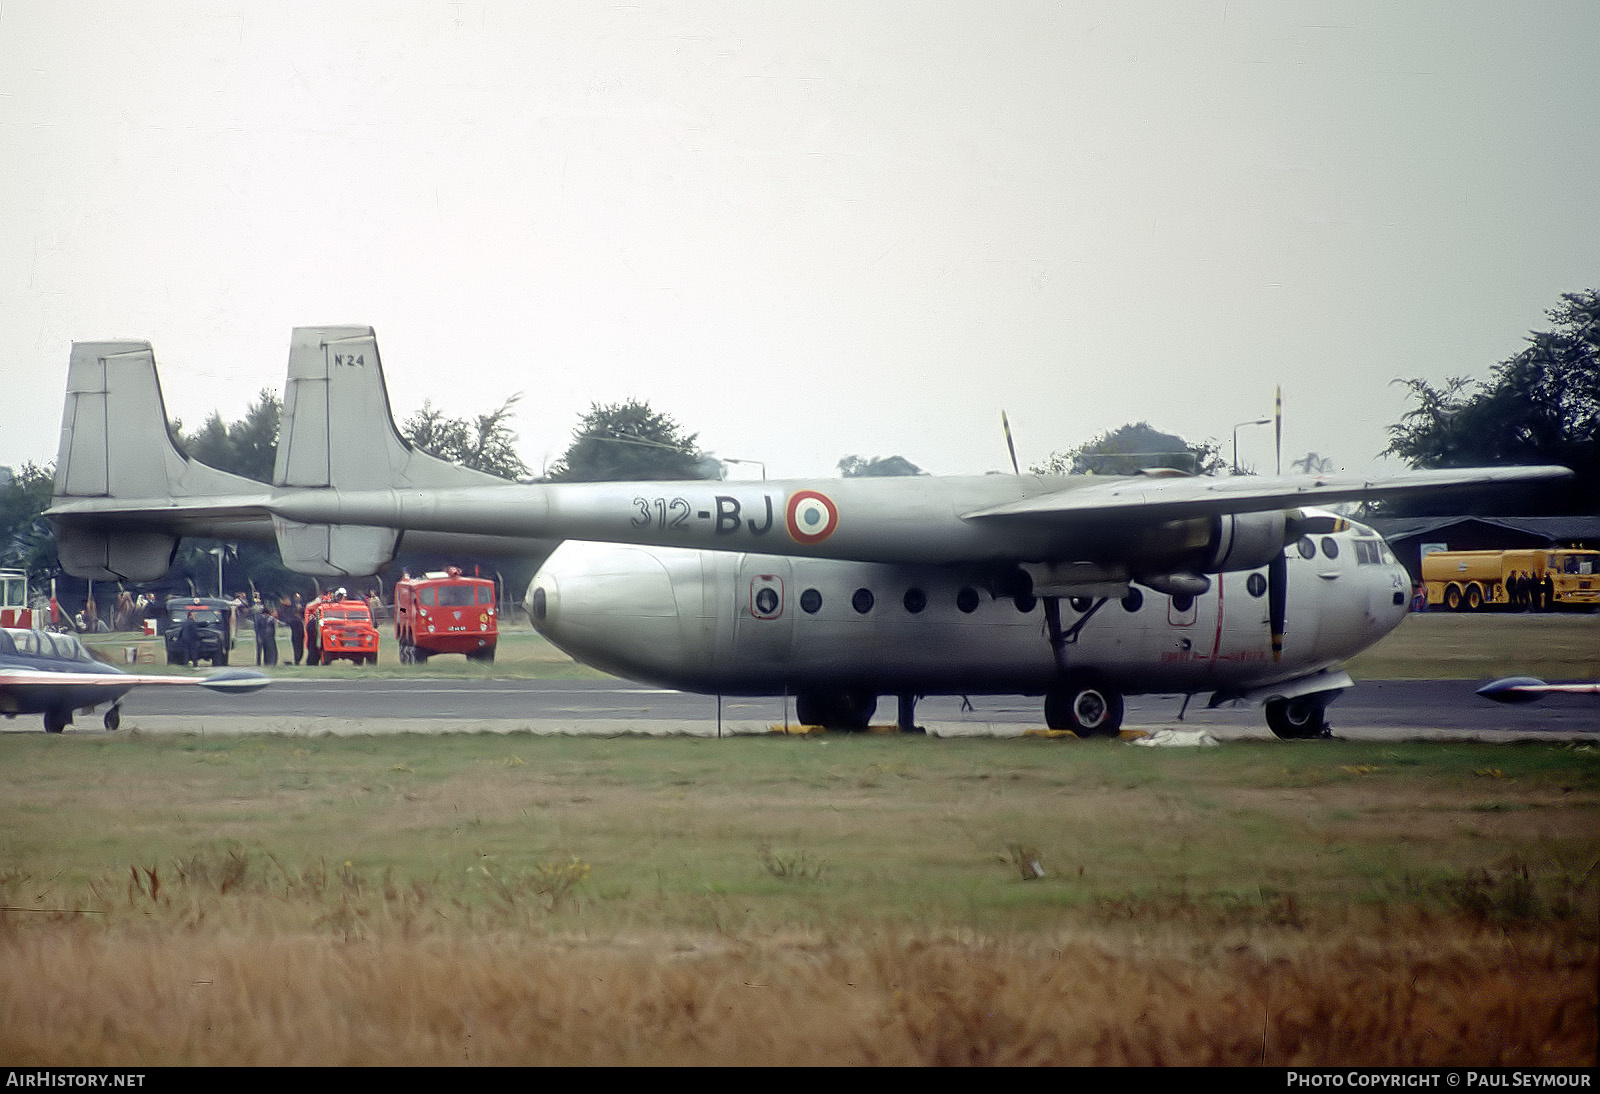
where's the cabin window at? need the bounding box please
[956,587,980,614]
[800,588,822,614]
[531,588,547,621]
[1013,593,1036,613]
[1321,537,1340,559]
[421,588,437,607]
[1297,537,1316,560]
[852,588,874,614]
[1247,572,1268,598]
[1121,588,1144,612]
[1069,596,1094,613]
[903,588,927,614]
[1170,593,1194,613]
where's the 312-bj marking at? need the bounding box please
[630,495,774,535]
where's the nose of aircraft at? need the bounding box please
[525,541,693,685]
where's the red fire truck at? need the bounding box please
[305,591,380,666]
[394,568,499,663]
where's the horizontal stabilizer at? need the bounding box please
[273,518,400,579]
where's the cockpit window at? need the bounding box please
[1355,539,1383,565]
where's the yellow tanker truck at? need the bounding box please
[1421,547,1600,611]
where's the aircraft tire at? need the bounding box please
[104,706,120,731]
[1044,678,1124,737]
[1265,695,1332,740]
[43,709,69,734]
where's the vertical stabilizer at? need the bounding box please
[275,326,502,491]
[55,342,255,501]
[51,342,265,580]
[272,327,501,577]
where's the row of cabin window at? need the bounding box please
[790,535,1380,619]
[797,580,1268,618]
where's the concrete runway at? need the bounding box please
[17,676,1595,740]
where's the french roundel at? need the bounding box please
[785,490,839,545]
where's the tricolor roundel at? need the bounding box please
[785,490,839,545]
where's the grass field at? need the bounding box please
[1,731,1595,1065]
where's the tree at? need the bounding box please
[170,389,281,484]
[401,395,529,481]
[837,455,927,477]
[545,400,720,482]
[1292,452,1336,475]
[1384,289,1599,513]
[0,462,59,587]
[1030,422,1226,476]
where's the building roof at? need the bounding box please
[1367,515,1600,545]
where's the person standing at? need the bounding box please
[260,609,279,666]
[286,594,306,665]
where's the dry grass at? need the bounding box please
[0,925,1592,1066]
[1,733,1595,1066]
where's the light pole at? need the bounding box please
[1232,418,1271,475]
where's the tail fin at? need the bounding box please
[272,327,501,576]
[52,342,266,581]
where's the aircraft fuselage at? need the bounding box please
[527,516,1411,705]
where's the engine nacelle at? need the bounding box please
[1203,511,1288,573]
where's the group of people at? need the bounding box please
[1505,571,1557,611]
[243,593,310,666]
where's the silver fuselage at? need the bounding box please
[528,516,1411,698]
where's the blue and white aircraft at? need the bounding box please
[0,628,268,733]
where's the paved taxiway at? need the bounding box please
[16,677,1594,739]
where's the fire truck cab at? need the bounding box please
[305,591,380,666]
[394,568,498,663]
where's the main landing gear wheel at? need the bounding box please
[104,705,121,732]
[1044,678,1124,738]
[43,708,70,734]
[1264,695,1332,740]
[795,691,878,731]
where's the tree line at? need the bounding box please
[4,288,1594,618]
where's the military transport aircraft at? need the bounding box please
[0,627,269,733]
[45,328,1572,737]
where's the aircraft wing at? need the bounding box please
[959,465,1575,524]
[1476,677,1600,704]
[0,667,270,694]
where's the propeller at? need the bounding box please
[1001,411,1020,475]
[1268,510,1345,662]
[1268,547,1287,661]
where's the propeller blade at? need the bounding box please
[1268,547,1287,661]
[1002,411,1020,475]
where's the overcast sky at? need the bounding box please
[3,1,1596,481]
